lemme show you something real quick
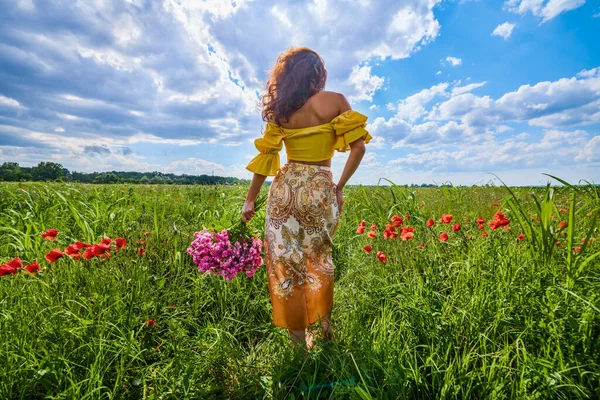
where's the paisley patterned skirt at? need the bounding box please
[264,162,340,330]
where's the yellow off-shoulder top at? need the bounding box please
[246,110,372,176]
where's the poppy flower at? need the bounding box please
[65,245,81,260]
[376,251,388,263]
[0,264,18,276]
[24,262,41,273]
[41,229,59,241]
[138,248,146,256]
[144,319,157,327]
[360,220,366,227]
[367,230,377,239]
[383,230,391,240]
[556,241,561,247]
[400,226,414,236]
[489,211,510,230]
[573,246,582,253]
[115,238,126,251]
[418,243,424,249]
[481,232,489,237]
[559,208,567,213]
[370,224,377,230]
[392,217,403,228]
[356,226,365,234]
[426,219,434,228]
[45,249,64,263]
[439,232,449,242]
[478,224,485,230]
[452,223,461,232]
[517,233,525,241]
[363,245,372,253]
[493,203,499,207]
[404,214,410,220]
[7,258,22,270]
[476,218,485,224]
[558,221,568,230]
[101,237,112,245]
[401,231,414,241]
[440,214,453,224]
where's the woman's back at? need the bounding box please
[277,91,348,130]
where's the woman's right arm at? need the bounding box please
[242,173,267,222]
[335,138,366,215]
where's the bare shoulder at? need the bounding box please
[307,91,352,120]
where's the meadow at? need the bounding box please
[0,180,599,399]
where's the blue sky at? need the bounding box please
[0,0,598,185]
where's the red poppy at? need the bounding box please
[7,258,22,270]
[360,220,366,227]
[101,237,112,245]
[383,230,391,240]
[439,232,449,242]
[452,223,461,232]
[0,264,18,276]
[370,224,377,230]
[440,214,453,224]
[418,243,424,249]
[556,241,561,247]
[476,218,485,224]
[45,249,64,263]
[376,251,388,263]
[356,226,365,234]
[573,246,582,253]
[115,238,126,251]
[481,232,489,237]
[41,229,59,241]
[65,244,82,260]
[363,245,372,253]
[24,262,41,273]
[559,208,567,213]
[558,221,568,230]
[401,231,414,241]
[144,319,157,327]
[400,226,414,236]
[489,211,510,230]
[138,248,146,256]
[404,214,410,220]
[367,230,377,239]
[426,219,434,228]
[144,231,151,237]
[493,203,499,207]
[517,233,525,241]
[392,217,403,228]
[478,224,485,230]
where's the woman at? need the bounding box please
[241,47,372,349]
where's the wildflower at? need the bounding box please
[440,214,453,224]
[376,251,388,263]
[45,249,64,263]
[65,244,82,260]
[41,229,59,241]
[404,214,410,220]
[144,319,157,327]
[360,220,366,227]
[138,248,146,256]
[356,226,365,234]
[573,246,582,253]
[439,232,449,242]
[367,230,377,239]
[370,224,377,230]
[145,232,151,237]
[517,233,525,241]
[559,208,567,213]
[452,223,461,232]
[489,211,510,230]
[7,258,22,270]
[558,221,568,230]
[493,203,499,207]
[101,237,112,245]
[418,243,424,249]
[24,262,41,273]
[392,215,403,228]
[426,219,434,228]
[478,224,484,230]
[116,238,127,251]
[476,218,485,224]
[363,245,372,253]
[0,264,18,276]
[401,231,414,241]
[481,232,489,237]
[556,241,561,247]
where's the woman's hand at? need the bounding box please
[335,188,344,217]
[241,199,256,222]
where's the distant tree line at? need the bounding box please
[0,162,246,185]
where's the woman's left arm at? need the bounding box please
[242,173,267,222]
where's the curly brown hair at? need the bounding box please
[261,47,327,125]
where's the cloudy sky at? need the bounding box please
[1,0,599,185]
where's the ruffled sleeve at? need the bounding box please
[245,123,283,176]
[332,110,372,152]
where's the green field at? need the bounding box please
[1,181,599,399]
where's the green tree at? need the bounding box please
[31,162,65,181]
[0,162,32,181]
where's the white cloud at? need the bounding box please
[0,95,23,108]
[450,81,487,96]
[436,70,441,75]
[506,0,586,23]
[394,83,449,122]
[445,56,462,66]
[492,22,517,39]
[346,65,385,102]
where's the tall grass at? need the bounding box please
[0,181,598,399]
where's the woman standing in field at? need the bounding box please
[241,47,371,349]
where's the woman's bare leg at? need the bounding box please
[288,329,306,348]
[321,313,332,340]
